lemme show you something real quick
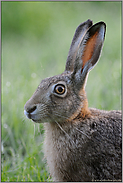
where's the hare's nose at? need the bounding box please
[27,105,37,114]
[24,105,37,119]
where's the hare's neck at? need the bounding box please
[79,88,90,118]
[69,89,90,121]
[44,121,76,180]
[79,98,90,119]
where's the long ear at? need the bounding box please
[65,19,93,72]
[71,21,106,89]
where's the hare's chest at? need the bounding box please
[44,128,71,181]
[43,123,90,181]
[44,124,75,162]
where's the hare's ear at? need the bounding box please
[71,21,106,89]
[65,19,93,72]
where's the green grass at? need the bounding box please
[1,1,121,182]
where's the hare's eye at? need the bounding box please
[54,84,65,95]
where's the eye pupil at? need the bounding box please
[54,84,65,95]
[58,87,63,93]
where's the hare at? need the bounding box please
[24,19,122,182]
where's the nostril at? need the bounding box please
[28,105,37,113]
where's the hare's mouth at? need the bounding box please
[32,119,42,123]
[24,109,40,122]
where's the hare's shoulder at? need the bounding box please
[83,108,122,130]
[73,107,122,143]
[75,107,121,127]
[77,107,122,143]
[72,108,122,156]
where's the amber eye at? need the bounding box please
[54,84,65,95]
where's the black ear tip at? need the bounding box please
[88,21,106,37]
[95,21,106,31]
[99,21,106,26]
[86,19,93,27]
[97,22,106,37]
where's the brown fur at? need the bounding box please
[24,20,122,181]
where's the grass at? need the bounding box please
[1,1,121,182]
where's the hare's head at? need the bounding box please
[24,19,106,123]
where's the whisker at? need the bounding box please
[34,123,36,136]
[54,112,68,120]
[74,127,91,139]
[38,124,41,133]
[21,115,27,124]
[55,121,77,148]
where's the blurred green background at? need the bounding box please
[1,1,121,182]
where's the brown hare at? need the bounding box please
[24,19,122,182]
